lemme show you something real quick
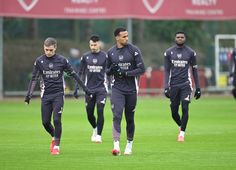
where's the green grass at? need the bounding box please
[0,96,236,170]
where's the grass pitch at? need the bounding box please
[0,96,236,170]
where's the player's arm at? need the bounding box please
[191,52,200,89]
[106,51,113,76]
[229,50,236,77]
[73,55,86,98]
[164,51,171,98]
[24,61,40,104]
[191,51,201,99]
[64,58,92,95]
[78,55,86,81]
[125,48,145,77]
[164,51,171,89]
[229,50,236,98]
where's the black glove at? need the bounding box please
[164,88,170,98]
[232,87,236,99]
[24,95,31,104]
[194,88,201,100]
[111,63,126,78]
[116,70,127,78]
[73,87,79,99]
[111,63,120,74]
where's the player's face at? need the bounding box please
[175,33,186,46]
[89,40,100,53]
[44,45,56,57]
[116,31,128,47]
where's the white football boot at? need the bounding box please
[124,140,133,155]
[91,127,97,142]
[95,135,102,143]
[112,141,120,156]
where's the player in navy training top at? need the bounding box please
[107,27,145,155]
[164,31,201,142]
[74,35,108,143]
[24,37,91,155]
[229,48,236,98]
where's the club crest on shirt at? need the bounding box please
[92,58,98,64]
[119,55,124,61]
[49,63,53,69]
[177,53,182,59]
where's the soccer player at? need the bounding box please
[229,48,236,98]
[164,31,201,142]
[107,27,145,155]
[74,35,108,143]
[24,37,92,155]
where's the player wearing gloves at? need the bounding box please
[24,37,92,155]
[164,31,201,142]
[109,63,127,78]
[73,35,108,143]
[107,27,145,156]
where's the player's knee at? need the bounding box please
[42,121,50,128]
[113,113,122,123]
[126,118,134,125]
[97,103,104,115]
[86,105,94,114]
[97,103,104,111]
[53,119,61,127]
[182,101,189,114]
[170,103,179,114]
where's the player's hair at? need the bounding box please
[114,27,127,37]
[90,35,100,42]
[175,31,186,36]
[44,37,57,47]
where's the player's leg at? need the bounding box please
[41,97,54,137]
[181,100,189,130]
[178,84,192,142]
[170,86,181,127]
[95,90,107,143]
[51,94,64,154]
[111,88,125,155]
[41,97,55,152]
[124,93,137,155]
[85,94,97,142]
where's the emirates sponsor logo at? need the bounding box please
[142,0,164,14]
[18,0,38,12]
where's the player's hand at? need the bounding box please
[116,70,127,78]
[164,88,170,98]
[84,88,93,98]
[111,63,120,74]
[111,63,126,78]
[228,73,234,85]
[24,95,31,105]
[73,88,79,99]
[194,88,201,100]
[232,87,236,99]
